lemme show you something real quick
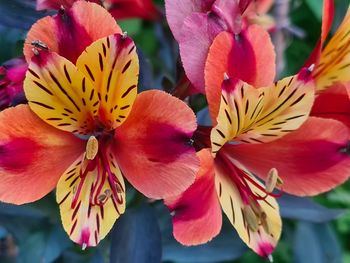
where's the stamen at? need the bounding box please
[243,206,259,232]
[260,212,271,235]
[82,243,87,250]
[265,168,283,193]
[268,254,274,262]
[224,72,230,80]
[308,63,315,72]
[86,136,99,160]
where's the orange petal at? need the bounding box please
[205,26,276,123]
[57,150,125,247]
[24,1,121,63]
[24,51,100,135]
[164,149,222,245]
[76,34,139,130]
[114,90,199,199]
[0,105,84,204]
[211,71,315,154]
[215,158,281,257]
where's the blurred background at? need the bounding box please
[0,0,350,262]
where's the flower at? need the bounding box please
[0,31,199,248]
[0,57,27,110]
[165,0,276,93]
[166,67,317,257]
[36,0,160,20]
[165,10,350,254]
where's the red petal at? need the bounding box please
[165,149,222,245]
[105,0,160,20]
[311,83,350,133]
[205,25,276,123]
[25,1,121,63]
[0,105,84,204]
[114,90,199,199]
[231,117,350,196]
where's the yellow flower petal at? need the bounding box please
[24,52,100,135]
[211,72,315,154]
[76,34,139,130]
[56,151,125,247]
[215,160,281,257]
[314,7,350,91]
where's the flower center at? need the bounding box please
[218,153,283,234]
[71,134,124,212]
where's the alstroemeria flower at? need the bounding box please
[165,0,276,93]
[305,2,350,132]
[36,0,160,20]
[165,19,350,255]
[0,57,27,110]
[166,69,316,257]
[0,33,199,247]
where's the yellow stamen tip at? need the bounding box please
[265,168,282,193]
[86,136,99,160]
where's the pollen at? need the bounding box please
[86,136,99,160]
[265,168,283,193]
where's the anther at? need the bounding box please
[260,212,271,235]
[82,243,87,250]
[116,183,123,193]
[86,136,99,160]
[308,63,315,72]
[32,48,40,56]
[224,72,230,80]
[170,211,176,216]
[97,189,112,204]
[31,40,48,50]
[122,32,128,39]
[267,254,274,262]
[265,168,283,193]
[243,206,259,232]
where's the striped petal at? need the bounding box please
[24,51,100,135]
[76,34,139,130]
[313,6,350,91]
[57,152,125,247]
[215,158,281,257]
[211,71,315,154]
